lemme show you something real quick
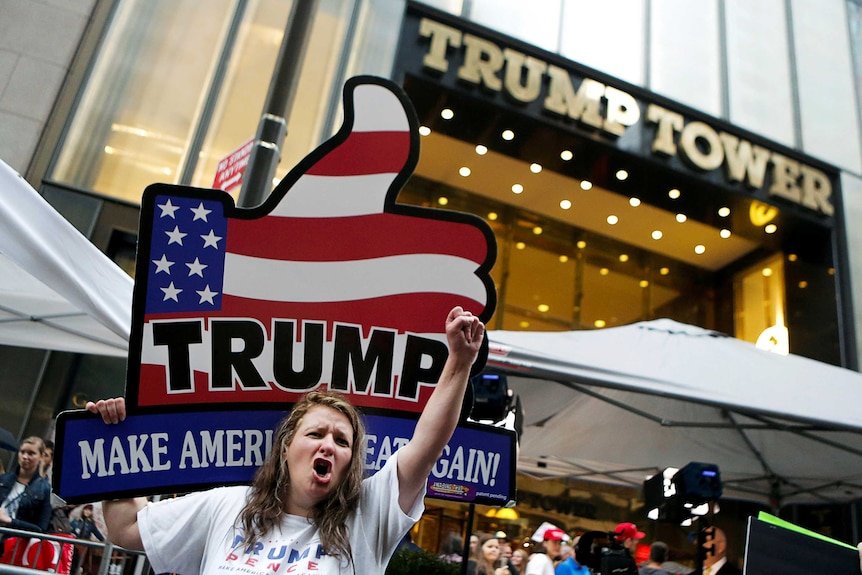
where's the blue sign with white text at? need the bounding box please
[55,409,516,505]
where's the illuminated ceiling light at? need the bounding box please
[788,254,798,262]
[676,213,687,223]
[600,267,609,275]
[532,226,543,235]
[104,146,116,154]
[537,304,550,313]
[162,167,172,175]
[560,150,573,161]
[530,163,542,173]
[719,229,731,239]
[668,188,681,199]
[502,129,515,141]
[629,197,641,207]
[616,169,629,180]
[594,319,607,328]
[718,206,731,217]
[798,280,808,289]
[488,212,498,221]
[580,180,593,190]
[619,254,629,262]
[762,268,773,277]
[607,215,619,225]
[577,240,587,249]
[418,126,431,136]
[441,108,454,120]
[694,244,706,254]
[765,223,777,234]
[640,280,649,288]
[516,241,526,250]
[511,183,524,194]
[660,267,670,275]
[560,199,572,210]
[651,230,663,240]
[459,166,471,177]
[559,255,569,263]
[829,268,835,275]
[475,144,488,155]
[519,321,530,328]
[437,197,449,206]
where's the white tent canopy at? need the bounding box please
[487,322,862,508]
[0,160,131,357]
[3,158,862,509]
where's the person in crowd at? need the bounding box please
[0,436,52,532]
[70,504,106,575]
[40,439,54,481]
[71,504,105,542]
[639,541,671,575]
[557,543,573,564]
[510,548,529,573]
[555,537,590,575]
[440,531,465,564]
[87,306,484,575]
[500,542,519,575]
[470,533,481,558]
[614,522,646,557]
[702,527,741,575]
[525,526,565,575]
[467,532,516,575]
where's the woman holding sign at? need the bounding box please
[88,306,484,575]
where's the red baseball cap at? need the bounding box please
[614,522,646,541]
[544,528,566,541]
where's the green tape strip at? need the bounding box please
[757,511,857,550]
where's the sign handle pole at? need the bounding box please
[462,503,475,575]
[238,0,319,208]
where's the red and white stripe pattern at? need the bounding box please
[222,82,490,334]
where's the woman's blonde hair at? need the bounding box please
[20,436,45,454]
[238,391,366,564]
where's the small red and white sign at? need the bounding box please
[212,137,254,192]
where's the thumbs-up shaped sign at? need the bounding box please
[128,76,497,414]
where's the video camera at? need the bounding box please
[574,531,638,575]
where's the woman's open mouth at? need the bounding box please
[313,458,332,480]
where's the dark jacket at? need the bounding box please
[70,516,105,541]
[0,470,52,533]
[714,562,743,575]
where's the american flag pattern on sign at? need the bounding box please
[130,77,496,413]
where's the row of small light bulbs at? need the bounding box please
[519,255,817,331]
[423,109,781,254]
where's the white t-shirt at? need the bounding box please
[138,451,423,575]
[525,552,555,575]
[1,481,25,518]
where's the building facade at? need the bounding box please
[3,0,862,559]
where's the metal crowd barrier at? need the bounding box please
[0,527,150,575]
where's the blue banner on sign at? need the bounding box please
[54,409,516,506]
